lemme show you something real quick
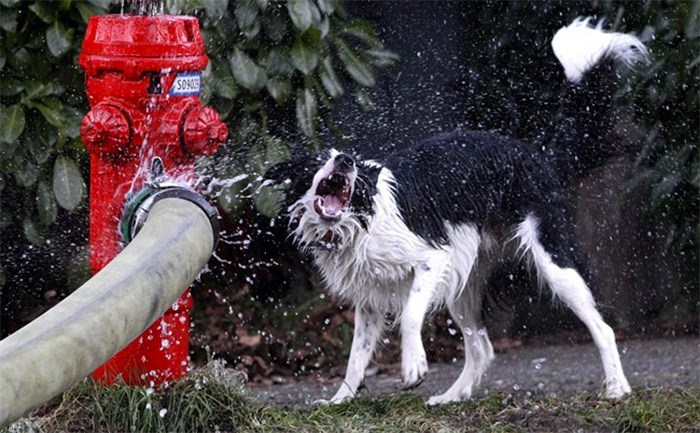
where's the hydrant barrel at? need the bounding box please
[79,13,226,386]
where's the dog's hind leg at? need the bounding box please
[428,295,495,405]
[427,224,493,404]
[514,214,631,399]
[321,306,385,404]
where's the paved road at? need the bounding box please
[250,337,699,408]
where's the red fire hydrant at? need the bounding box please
[79,13,227,386]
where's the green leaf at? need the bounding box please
[335,39,375,87]
[296,88,317,138]
[37,181,58,225]
[76,2,107,23]
[24,123,56,164]
[316,0,335,15]
[0,76,25,96]
[254,184,284,218]
[0,104,26,144]
[46,21,75,58]
[64,105,83,139]
[202,0,229,20]
[8,47,30,70]
[319,16,330,38]
[264,135,291,165]
[342,19,381,47]
[365,48,400,68]
[53,155,85,211]
[235,0,261,39]
[253,139,290,217]
[23,218,44,246]
[0,8,18,32]
[212,62,238,99]
[32,99,66,128]
[217,179,248,215]
[28,2,55,24]
[229,48,267,92]
[319,56,343,98]
[253,0,268,10]
[263,12,288,43]
[291,38,319,75]
[0,0,23,7]
[287,0,315,32]
[14,154,39,187]
[21,82,54,102]
[262,48,295,77]
[266,77,292,102]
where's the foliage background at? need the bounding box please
[0,0,397,334]
[1,0,697,381]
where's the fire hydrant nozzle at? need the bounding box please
[81,103,132,157]
[182,106,228,156]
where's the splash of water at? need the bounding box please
[124,0,165,16]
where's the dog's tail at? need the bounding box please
[547,17,649,183]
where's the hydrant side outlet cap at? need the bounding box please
[81,103,132,156]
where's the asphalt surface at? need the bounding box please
[250,337,699,408]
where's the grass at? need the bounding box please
[3,363,699,433]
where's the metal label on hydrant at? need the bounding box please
[170,72,201,96]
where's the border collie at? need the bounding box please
[265,18,648,404]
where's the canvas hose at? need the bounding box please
[0,196,217,427]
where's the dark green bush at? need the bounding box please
[0,0,396,269]
[0,0,396,331]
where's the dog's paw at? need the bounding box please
[603,377,632,400]
[313,394,353,406]
[318,385,357,405]
[427,392,460,405]
[401,350,428,389]
[312,397,351,406]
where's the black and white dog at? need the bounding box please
[265,18,648,404]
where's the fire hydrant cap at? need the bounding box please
[81,103,132,156]
[182,106,228,156]
[79,15,208,74]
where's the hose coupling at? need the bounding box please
[119,157,219,251]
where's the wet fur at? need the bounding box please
[264,18,647,404]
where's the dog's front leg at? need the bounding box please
[321,306,384,404]
[401,256,445,389]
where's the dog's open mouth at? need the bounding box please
[314,172,351,222]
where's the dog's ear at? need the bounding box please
[351,161,382,215]
[262,149,327,213]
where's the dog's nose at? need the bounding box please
[334,154,355,171]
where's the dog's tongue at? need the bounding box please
[323,195,343,215]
